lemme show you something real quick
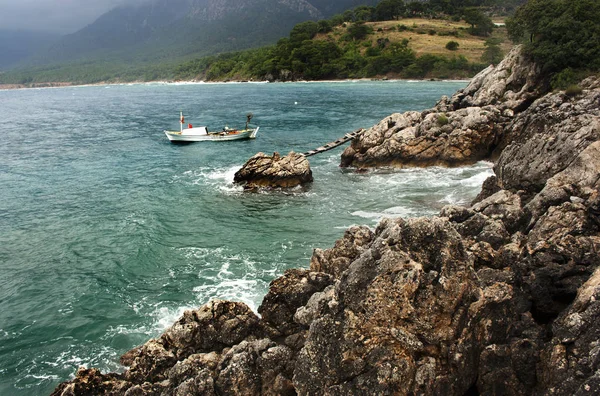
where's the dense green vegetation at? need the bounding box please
[506,0,600,88]
[171,0,510,82]
[1,0,522,85]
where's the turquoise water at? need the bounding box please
[0,80,491,394]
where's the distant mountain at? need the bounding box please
[0,30,61,70]
[27,0,379,67]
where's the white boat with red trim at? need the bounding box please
[164,113,259,143]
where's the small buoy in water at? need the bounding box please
[294,101,298,105]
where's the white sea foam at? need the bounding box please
[342,162,494,199]
[153,306,195,332]
[459,170,494,187]
[103,305,190,340]
[176,165,240,187]
[217,261,233,277]
[205,165,239,181]
[333,223,362,230]
[175,245,272,313]
[383,206,420,218]
[352,205,420,222]
[55,350,85,368]
[219,184,245,194]
[351,210,383,220]
[30,374,61,381]
[184,165,248,194]
[33,344,124,387]
[439,191,467,206]
[180,246,224,260]
[193,279,262,312]
[107,324,147,336]
[130,296,150,314]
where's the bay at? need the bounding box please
[0,80,491,394]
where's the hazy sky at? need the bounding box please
[0,0,146,34]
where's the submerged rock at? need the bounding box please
[234,151,313,189]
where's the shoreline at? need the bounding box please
[0,77,472,91]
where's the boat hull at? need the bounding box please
[164,127,259,142]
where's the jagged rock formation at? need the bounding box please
[340,46,545,168]
[234,151,313,189]
[52,47,600,395]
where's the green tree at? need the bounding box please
[342,10,355,22]
[446,40,460,50]
[506,0,600,73]
[406,1,426,16]
[463,8,494,36]
[329,14,345,26]
[346,22,373,41]
[289,21,319,44]
[290,40,342,79]
[375,0,405,21]
[354,6,376,22]
[388,40,416,71]
[480,38,504,64]
[416,54,443,74]
[317,20,333,34]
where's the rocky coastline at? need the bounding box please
[52,46,600,395]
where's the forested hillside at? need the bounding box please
[1,0,525,85]
[173,0,515,81]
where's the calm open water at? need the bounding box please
[0,80,491,394]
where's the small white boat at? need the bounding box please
[164,112,259,143]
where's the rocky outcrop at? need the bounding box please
[234,151,313,189]
[53,48,600,395]
[295,217,481,395]
[340,45,545,168]
[493,77,600,194]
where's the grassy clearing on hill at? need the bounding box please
[322,18,510,64]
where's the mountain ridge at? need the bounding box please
[17,0,378,69]
[0,30,61,70]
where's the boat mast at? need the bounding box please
[246,113,253,129]
[180,111,183,133]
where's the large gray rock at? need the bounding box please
[340,46,544,169]
[493,78,600,195]
[446,44,543,111]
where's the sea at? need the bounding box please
[0,80,493,394]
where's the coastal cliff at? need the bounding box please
[52,46,600,395]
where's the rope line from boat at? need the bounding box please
[301,128,366,157]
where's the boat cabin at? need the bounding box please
[182,126,208,136]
